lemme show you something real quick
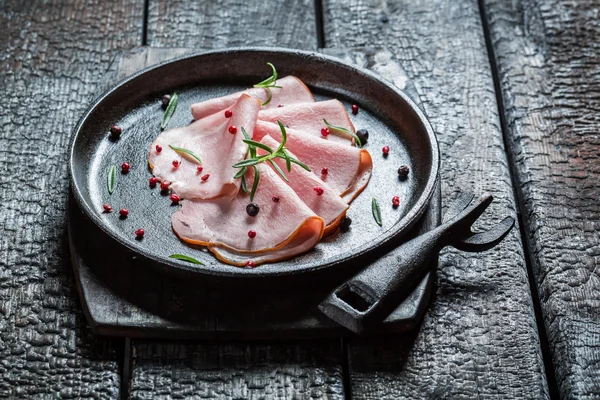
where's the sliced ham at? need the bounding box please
[210,219,323,265]
[257,100,356,145]
[171,162,325,265]
[259,135,349,235]
[190,76,315,120]
[148,94,261,199]
[253,121,372,202]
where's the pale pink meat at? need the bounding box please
[210,219,323,266]
[259,135,348,234]
[148,94,261,199]
[171,163,325,257]
[190,76,315,120]
[257,100,356,145]
[253,121,372,202]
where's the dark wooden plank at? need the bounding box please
[129,2,346,399]
[0,0,143,397]
[131,342,345,399]
[147,0,318,49]
[323,0,550,397]
[483,0,600,397]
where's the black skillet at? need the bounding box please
[68,48,440,288]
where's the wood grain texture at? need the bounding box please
[483,0,600,398]
[0,0,143,397]
[131,2,346,399]
[147,0,318,50]
[131,342,345,400]
[324,0,549,398]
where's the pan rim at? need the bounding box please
[68,47,440,279]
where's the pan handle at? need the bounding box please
[318,228,442,334]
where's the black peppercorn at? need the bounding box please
[356,129,369,145]
[162,94,171,109]
[246,203,260,217]
[397,165,410,179]
[109,125,121,139]
[340,216,352,232]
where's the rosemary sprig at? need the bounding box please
[253,62,282,106]
[169,254,204,265]
[161,92,178,130]
[169,144,202,164]
[107,165,116,194]
[372,197,382,227]
[323,119,362,147]
[233,122,310,201]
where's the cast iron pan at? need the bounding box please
[68,48,439,287]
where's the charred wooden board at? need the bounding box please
[323,0,550,398]
[483,0,600,397]
[0,0,144,398]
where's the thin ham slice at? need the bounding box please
[257,100,356,145]
[210,219,323,265]
[171,162,325,264]
[148,94,261,199]
[259,135,349,235]
[253,121,372,203]
[190,76,315,120]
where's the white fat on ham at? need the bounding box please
[253,121,372,203]
[257,100,356,145]
[148,94,261,199]
[259,135,348,235]
[171,162,325,265]
[190,76,315,120]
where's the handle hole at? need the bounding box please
[336,286,373,312]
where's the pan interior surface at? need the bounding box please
[70,49,438,279]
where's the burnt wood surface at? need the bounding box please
[0,0,143,398]
[125,0,549,399]
[323,0,549,398]
[483,0,600,398]
[10,0,598,398]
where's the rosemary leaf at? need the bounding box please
[283,150,292,172]
[241,175,248,192]
[233,158,261,168]
[250,166,260,201]
[277,121,287,151]
[372,198,382,227]
[107,165,116,194]
[241,127,252,140]
[323,118,362,147]
[234,166,247,179]
[262,89,273,106]
[268,159,289,182]
[254,62,278,86]
[243,139,274,154]
[253,63,279,106]
[169,254,204,265]
[168,144,202,164]
[161,92,178,130]
[289,158,311,172]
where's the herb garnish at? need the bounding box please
[372,197,382,226]
[107,165,116,194]
[161,92,178,130]
[233,122,310,201]
[168,144,202,164]
[169,254,204,265]
[253,62,282,106]
[323,119,362,147]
